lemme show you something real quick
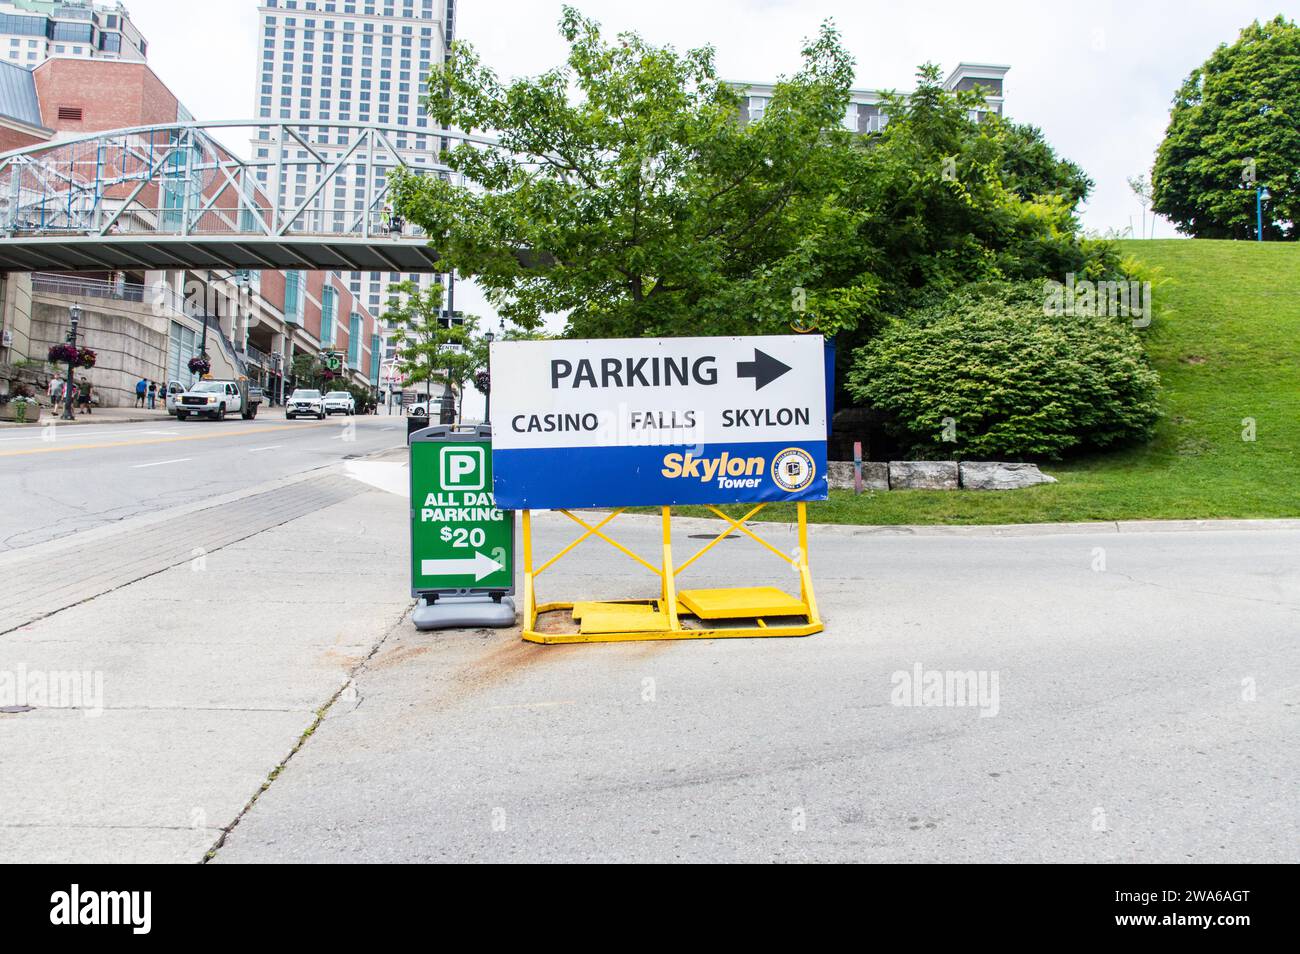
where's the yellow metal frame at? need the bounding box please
[520,503,822,644]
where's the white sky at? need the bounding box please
[125,0,1285,239]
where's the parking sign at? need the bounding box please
[409,427,514,595]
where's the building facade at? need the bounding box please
[251,0,455,348]
[0,56,382,407]
[0,0,146,69]
[738,62,1009,131]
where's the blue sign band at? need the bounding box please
[493,440,829,510]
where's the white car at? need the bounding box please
[323,390,355,415]
[285,388,326,420]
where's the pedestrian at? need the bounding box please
[77,376,92,415]
[147,380,157,409]
[48,376,63,409]
[135,377,147,407]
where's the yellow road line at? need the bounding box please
[0,420,334,457]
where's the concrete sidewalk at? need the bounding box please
[0,405,174,428]
[0,479,412,863]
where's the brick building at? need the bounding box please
[0,56,381,407]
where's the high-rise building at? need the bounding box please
[251,0,456,353]
[0,0,147,68]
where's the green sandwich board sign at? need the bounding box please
[409,424,514,596]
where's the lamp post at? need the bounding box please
[61,302,81,421]
[483,329,495,424]
[1256,186,1269,242]
[439,272,457,424]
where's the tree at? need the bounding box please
[383,279,480,412]
[997,121,1093,208]
[1128,174,1152,239]
[1152,16,1300,240]
[391,6,864,338]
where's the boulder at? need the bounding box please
[959,461,1057,490]
[889,460,959,490]
[827,460,889,491]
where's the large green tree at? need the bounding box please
[392,6,863,338]
[393,5,1108,361]
[1152,15,1300,240]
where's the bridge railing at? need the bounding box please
[0,119,474,242]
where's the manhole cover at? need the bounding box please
[687,533,739,540]
[0,705,34,714]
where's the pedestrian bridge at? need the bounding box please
[0,119,489,274]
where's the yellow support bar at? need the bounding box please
[535,508,625,575]
[557,509,663,578]
[704,505,796,566]
[516,503,822,645]
[660,507,680,630]
[674,503,767,575]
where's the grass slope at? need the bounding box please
[700,239,1300,525]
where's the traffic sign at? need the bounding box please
[490,335,828,509]
[409,426,514,595]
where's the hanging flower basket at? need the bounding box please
[48,343,79,364]
[188,356,211,375]
[76,347,97,369]
[322,369,337,381]
[474,370,490,394]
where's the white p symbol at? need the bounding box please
[441,447,484,489]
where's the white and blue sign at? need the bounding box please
[489,335,828,510]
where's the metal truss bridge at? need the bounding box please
[0,119,490,274]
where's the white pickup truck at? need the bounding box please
[175,379,262,421]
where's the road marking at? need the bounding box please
[248,445,282,452]
[132,457,192,469]
[0,420,334,458]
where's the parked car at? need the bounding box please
[285,388,326,420]
[323,390,355,415]
[175,379,262,421]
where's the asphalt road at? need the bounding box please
[211,505,1300,864]
[0,412,407,552]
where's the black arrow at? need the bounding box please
[736,349,792,390]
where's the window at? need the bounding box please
[284,270,306,324]
[321,286,337,345]
[348,313,362,367]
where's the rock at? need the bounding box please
[959,461,1057,490]
[889,461,959,490]
[827,460,889,491]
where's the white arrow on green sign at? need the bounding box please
[420,551,503,582]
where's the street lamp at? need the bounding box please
[61,302,81,421]
[483,329,495,425]
[1257,186,1270,242]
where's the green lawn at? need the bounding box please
[681,239,1300,525]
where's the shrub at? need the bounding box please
[846,282,1161,459]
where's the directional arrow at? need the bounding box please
[421,551,503,581]
[736,348,792,390]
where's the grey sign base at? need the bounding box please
[412,594,517,631]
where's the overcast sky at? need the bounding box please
[127,0,1284,237]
